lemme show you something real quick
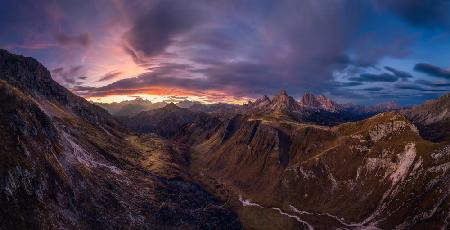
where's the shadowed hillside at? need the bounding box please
[0,49,241,229]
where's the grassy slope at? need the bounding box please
[188,112,450,229]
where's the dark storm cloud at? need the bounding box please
[351,34,413,67]
[416,79,450,87]
[375,0,450,28]
[3,0,450,105]
[396,84,448,92]
[334,55,375,68]
[363,87,384,91]
[76,61,282,97]
[334,82,364,87]
[414,63,450,79]
[123,0,203,61]
[113,0,370,98]
[384,66,413,80]
[55,33,91,47]
[349,73,399,82]
[85,0,448,102]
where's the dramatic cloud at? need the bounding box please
[334,82,364,87]
[396,84,448,92]
[384,66,413,80]
[375,0,450,28]
[349,73,399,82]
[414,63,450,79]
[97,71,122,82]
[2,0,450,105]
[123,0,203,62]
[416,79,450,87]
[363,87,384,92]
[117,0,368,94]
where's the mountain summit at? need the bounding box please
[299,92,340,112]
[245,90,340,114]
[269,89,302,112]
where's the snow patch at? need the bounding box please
[389,143,416,184]
[62,132,122,175]
[290,204,380,229]
[238,195,263,208]
[272,207,314,230]
[238,196,314,229]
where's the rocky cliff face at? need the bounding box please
[242,90,399,126]
[403,93,450,142]
[404,93,450,125]
[299,92,340,112]
[0,50,120,131]
[269,90,302,112]
[186,111,450,229]
[0,49,240,229]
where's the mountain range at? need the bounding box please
[1,49,450,229]
[96,97,240,117]
[246,89,398,114]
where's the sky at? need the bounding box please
[1,0,450,105]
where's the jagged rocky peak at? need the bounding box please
[270,89,301,111]
[167,102,177,106]
[367,101,398,112]
[164,102,180,110]
[300,92,339,111]
[300,92,321,107]
[261,94,271,101]
[254,95,271,106]
[132,97,152,104]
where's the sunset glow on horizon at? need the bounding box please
[2,0,450,105]
[87,93,251,105]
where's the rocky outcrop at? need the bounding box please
[403,93,450,141]
[299,92,340,112]
[245,95,271,110]
[242,90,397,125]
[367,113,419,141]
[269,90,302,112]
[404,93,450,125]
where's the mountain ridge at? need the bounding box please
[183,109,450,229]
[0,49,241,229]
